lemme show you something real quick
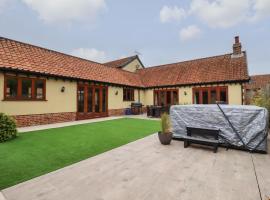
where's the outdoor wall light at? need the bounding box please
[115,91,118,95]
[61,86,65,93]
[184,91,187,96]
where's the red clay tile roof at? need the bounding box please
[0,37,144,87]
[245,74,270,90]
[103,55,138,68]
[0,37,249,88]
[137,53,249,87]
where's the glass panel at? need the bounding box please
[194,91,200,104]
[154,92,158,106]
[202,90,208,104]
[78,87,84,112]
[123,89,126,101]
[102,88,106,112]
[87,87,93,112]
[127,89,130,101]
[6,77,18,98]
[22,79,32,99]
[210,90,217,104]
[166,91,171,105]
[220,89,227,103]
[95,88,100,112]
[160,91,166,106]
[35,80,44,99]
[173,91,178,105]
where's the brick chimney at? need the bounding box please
[233,36,242,55]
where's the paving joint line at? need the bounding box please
[250,153,263,200]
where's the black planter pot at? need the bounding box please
[158,131,172,145]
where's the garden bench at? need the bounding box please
[183,127,220,153]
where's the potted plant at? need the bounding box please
[158,113,172,145]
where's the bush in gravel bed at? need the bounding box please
[0,113,17,142]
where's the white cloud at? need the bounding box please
[179,25,202,41]
[71,48,106,62]
[21,0,106,23]
[251,0,270,21]
[160,5,186,23]
[0,0,8,12]
[190,0,251,28]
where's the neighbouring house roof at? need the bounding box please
[0,37,144,87]
[245,74,270,90]
[103,55,144,68]
[0,37,249,88]
[137,53,249,88]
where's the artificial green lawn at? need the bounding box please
[0,118,159,189]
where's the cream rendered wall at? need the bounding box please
[179,87,193,104]
[0,73,77,116]
[138,84,243,106]
[143,89,154,106]
[228,84,242,105]
[108,86,142,109]
[122,59,143,72]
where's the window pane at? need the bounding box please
[166,91,171,105]
[102,88,106,112]
[6,77,18,98]
[95,88,100,112]
[202,90,208,104]
[173,91,178,105]
[35,80,44,99]
[194,91,200,104]
[220,89,227,103]
[160,91,166,106]
[87,87,93,112]
[123,89,126,101]
[127,90,131,100]
[22,79,32,99]
[210,90,217,104]
[78,87,84,112]
[154,92,159,106]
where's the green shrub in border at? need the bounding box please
[0,113,17,142]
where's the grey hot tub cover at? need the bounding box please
[170,104,269,152]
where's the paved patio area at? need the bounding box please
[1,134,269,200]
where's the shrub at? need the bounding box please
[161,113,171,134]
[251,84,270,127]
[0,113,17,142]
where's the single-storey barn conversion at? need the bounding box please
[0,36,249,127]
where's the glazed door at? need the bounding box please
[77,84,108,120]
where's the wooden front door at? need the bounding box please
[77,84,108,120]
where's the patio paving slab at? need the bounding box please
[2,134,269,200]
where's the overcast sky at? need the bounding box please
[0,0,269,75]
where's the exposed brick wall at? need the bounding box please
[108,107,146,116]
[108,108,125,116]
[13,112,76,127]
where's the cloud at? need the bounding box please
[71,48,106,62]
[162,0,270,29]
[190,0,252,28]
[251,0,270,21]
[0,0,8,12]
[21,0,106,23]
[179,25,202,41]
[160,5,186,23]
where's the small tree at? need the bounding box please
[251,84,270,127]
[0,113,17,142]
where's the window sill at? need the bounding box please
[2,99,48,102]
